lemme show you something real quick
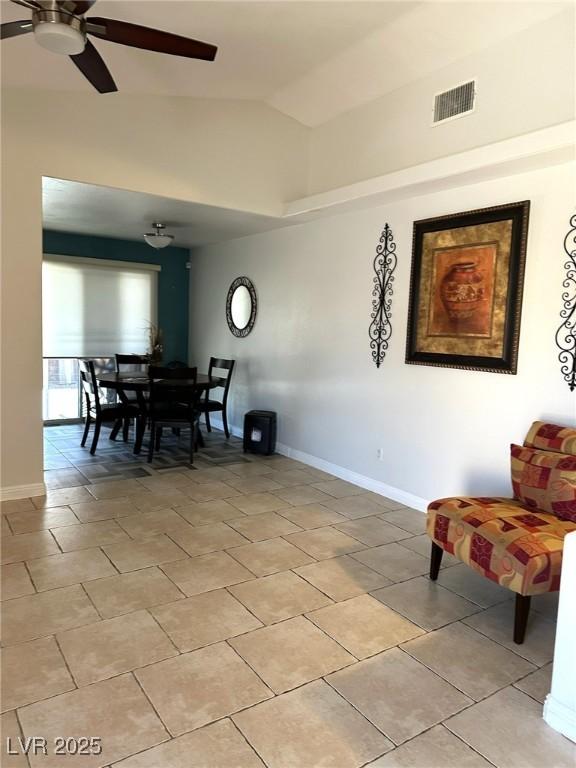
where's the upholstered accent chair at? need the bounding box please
[427,422,576,644]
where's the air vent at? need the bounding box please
[433,80,476,124]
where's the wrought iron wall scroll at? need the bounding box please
[369,224,397,367]
[556,214,576,391]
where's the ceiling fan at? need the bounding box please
[0,0,218,93]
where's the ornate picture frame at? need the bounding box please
[405,201,530,374]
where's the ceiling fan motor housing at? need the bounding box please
[33,9,86,55]
[2,0,217,93]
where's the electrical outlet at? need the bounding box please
[376,448,384,461]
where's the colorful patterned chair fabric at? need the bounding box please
[427,497,575,596]
[426,421,576,643]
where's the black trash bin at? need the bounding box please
[243,410,277,455]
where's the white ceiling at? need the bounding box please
[1,1,413,109]
[2,1,569,126]
[42,177,289,247]
[269,1,570,126]
[36,1,571,246]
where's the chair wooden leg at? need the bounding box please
[222,409,230,439]
[110,419,122,441]
[514,594,531,644]
[81,414,91,447]
[134,416,145,455]
[190,422,196,465]
[90,420,101,455]
[205,411,212,433]
[155,427,162,450]
[429,542,444,581]
[147,421,155,463]
[122,418,130,442]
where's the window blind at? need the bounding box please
[43,255,159,357]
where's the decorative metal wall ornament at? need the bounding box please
[555,214,576,391]
[369,223,397,367]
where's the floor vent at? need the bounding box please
[433,80,476,124]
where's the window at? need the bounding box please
[43,255,158,357]
[42,255,159,421]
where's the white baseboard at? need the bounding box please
[2,420,429,510]
[209,417,243,440]
[275,441,428,512]
[544,694,576,744]
[209,416,428,512]
[0,482,46,502]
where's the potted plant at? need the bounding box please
[147,323,164,364]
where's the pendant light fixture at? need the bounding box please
[143,223,174,250]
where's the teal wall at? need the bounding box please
[43,230,190,363]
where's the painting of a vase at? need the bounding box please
[428,243,497,338]
[440,261,485,322]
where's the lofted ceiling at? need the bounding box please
[1,1,413,106]
[42,177,290,248]
[1,1,569,126]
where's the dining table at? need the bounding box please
[97,371,217,455]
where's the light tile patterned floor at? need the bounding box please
[0,424,573,768]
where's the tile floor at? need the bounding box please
[0,424,573,768]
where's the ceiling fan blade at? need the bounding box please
[56,1,98,14]
[70,39,117,93]
[9,0,40,10]
[86,17,217,61]
[1,20,33,39]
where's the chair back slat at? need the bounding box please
[210,358,234,370]
[78,359,102,415]
[116,354,149,373]
[148,366,198,418]
[207,357,235,402]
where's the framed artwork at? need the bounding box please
[405,200,530,374]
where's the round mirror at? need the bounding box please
[226,276,257,337]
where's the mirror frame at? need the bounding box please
[226,276,257,337]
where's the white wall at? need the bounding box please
[2,89,308,216]
[544,531,576,742]
[308,10,575,195]
[189,161,576,508]
[0,89,308,496]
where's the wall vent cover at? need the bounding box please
[433,80,476,124]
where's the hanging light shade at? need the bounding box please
[144,223,174,250]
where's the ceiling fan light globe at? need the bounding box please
[34,22,85,55]
[143,233,174,250]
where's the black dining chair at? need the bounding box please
[200,357,235,438]
[147,366,201,464]
[115,353,150,437]
[78,359,143,455]
[115,353,149,373]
